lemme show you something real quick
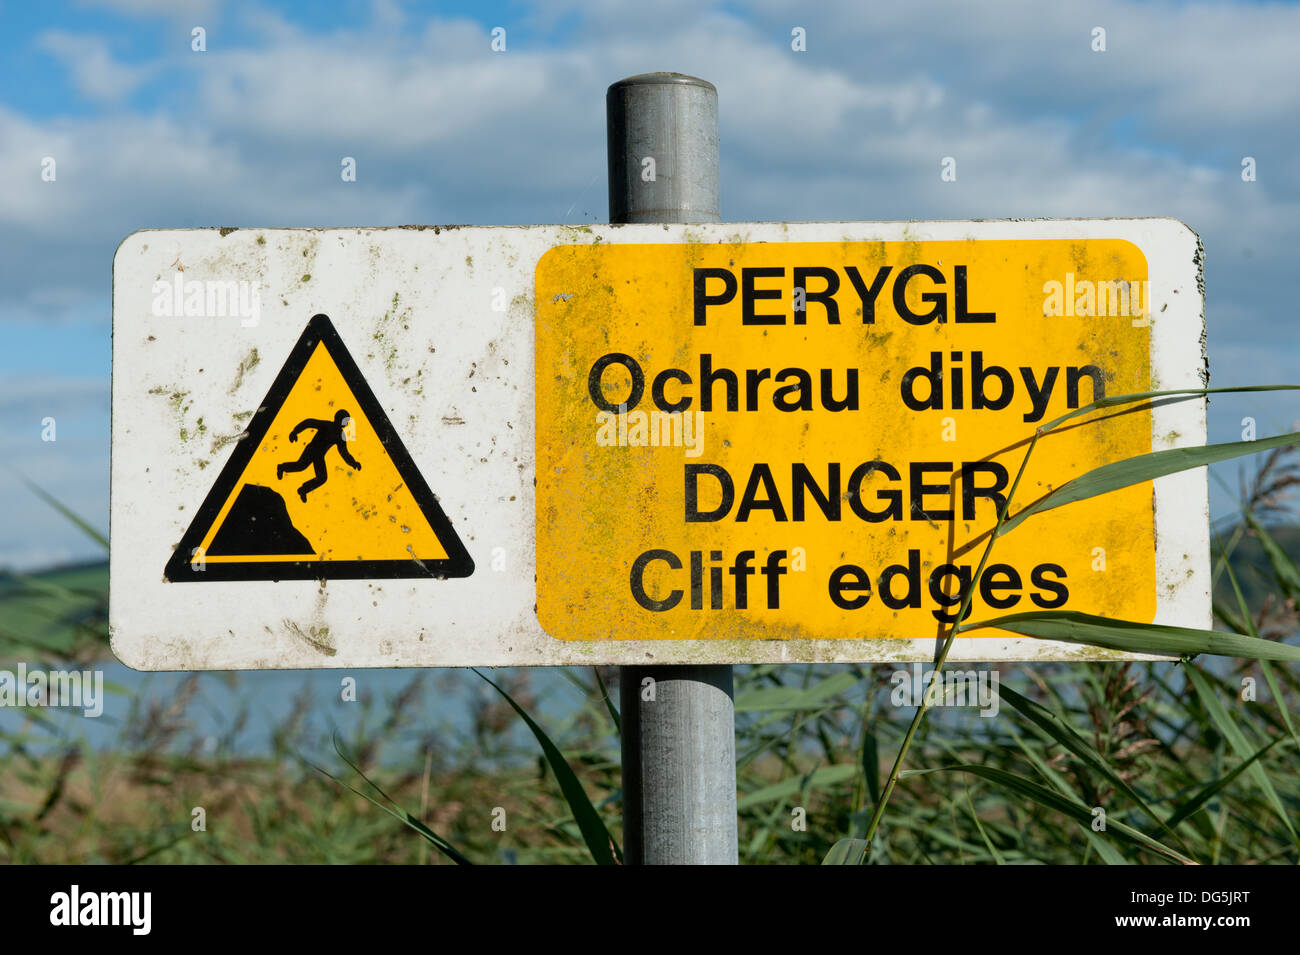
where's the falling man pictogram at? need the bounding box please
[277,408,362,501]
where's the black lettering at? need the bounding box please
[792,463,840,521]
[1019,366,1059,423]
[893,264,946,325]
[699,353,738,412]
[820,367,859,411]
[950,350,964,410]
[978,564,1022,610]
[971,351,1012,410]
[763,550,788,609]
[901,352,943,411]
[960,461,1009,520]
[1030,563,1069,608]
[588,352,644,413]
[631,549,682,611]
[928,563,973,623]
[685,463,734,522]
[693,267,737,325]
[772,368,812,411]
[730,550,757,609]
[910,461,954,521]
[954,265,995,323]
[651,367,693,413]
[736,464,788,522]
[847,461,902,522]
[690,550,703,610]
[792,266,840,324]
[742,267,785,325]
[844,265,891,324]
[829,564,872,610]
[1066,364,1105,406]
[879,549,923,609]
[745,367,772,407]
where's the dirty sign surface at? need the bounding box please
[111,220,1207,669]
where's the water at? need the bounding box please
[0,662,601,767]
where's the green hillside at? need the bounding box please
[0,560,109,661]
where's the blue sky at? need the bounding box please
[2,0,1299,568]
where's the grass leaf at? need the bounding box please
[17,475,108,550]
[960,610,1300,661]
[901,765,1196,865]
[475,669,620,865]
[318,734,473,865]
[593,667,621,736]
[1037,385,1300,435]
[1183,665,1298,846]
[738,764,858,809]
[997,684,1166,827]
[1001,432,1300,535]
[821,837,870,865]
[1164,736,1289,829]
[1245,513,1300,599]
[735,671,859,711]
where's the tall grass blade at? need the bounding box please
[961,610,1300,661]
[822,837,870,865]
[901,766,1196,864]
[593,667,621,735]
[318,734,473,865]
[997,684,1163,825]
[738,764,858,810]
[475,669,619,865]
[1183,665,1298,846]
[17,476,108,550]
[1164,736,1289,829]
[735,671,859,711]
[1214,527,1300,748]
[1000,432,1300,535]
[1038,385,1300,435]
[1245,513,1300,598]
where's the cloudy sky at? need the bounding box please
[2,0,1297,569]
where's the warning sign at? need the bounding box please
[164,313,473,581]
[110,222,1205,670]
[534,237,1175,642]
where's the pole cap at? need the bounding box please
[607,72,717,94]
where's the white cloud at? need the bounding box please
[36,31,155,104]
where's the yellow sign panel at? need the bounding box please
[535,239,1154,641]
[165,313,473,581]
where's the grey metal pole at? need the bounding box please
[607,72,738,865]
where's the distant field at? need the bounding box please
[0,560,108,661]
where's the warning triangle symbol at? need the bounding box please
[164,313,474,582]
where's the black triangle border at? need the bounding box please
[163,313,475,582]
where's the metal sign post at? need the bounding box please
[607,73,739,865]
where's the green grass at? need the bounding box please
[0,560,108,662]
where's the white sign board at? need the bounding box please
[110,220,1207,669]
